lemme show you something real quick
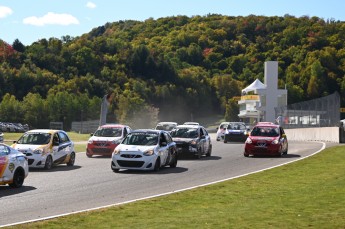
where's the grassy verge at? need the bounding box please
[3,132,90,143]
[11,145,345,228]
[3,132,88,153]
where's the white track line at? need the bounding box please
[1,142,326,228]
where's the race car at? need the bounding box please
[86,124,132,158]
[0,143,29,188]
[12,129,75,170]
[223,122,249,143]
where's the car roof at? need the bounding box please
[156,122,177,125]
[254,122,279,128]
[176,124,199,128]
[99,124,127,128]
[26,129,64,134]
[132,129,162,134]
[183,122,199,124]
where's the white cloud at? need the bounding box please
[23,12,79,26]
[86,1,97,9]
[0,6,13,18]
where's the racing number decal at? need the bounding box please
[8,163,15,173]
[0,156,8,177]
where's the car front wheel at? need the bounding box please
[194,148,202,159]
[206,145,212,157]
[154,157,161,171]
[9,169,25,188]
[44,155,53,170]
[67,152,75,166]
[170,153,178,168]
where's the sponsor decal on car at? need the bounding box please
[8,163,15,173]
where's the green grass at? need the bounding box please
[3,132,90,143]
[3,132,88,153]
[10,145,345,228]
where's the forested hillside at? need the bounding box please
[1,14,345,129]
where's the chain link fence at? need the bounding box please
[275,92,340,129]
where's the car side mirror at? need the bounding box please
[160,141,167,147]
[53,141,59,146]
[90,133,93,136]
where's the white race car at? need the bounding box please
[12,129,75,170]
[0,143,29,188]
[111,129,178,172]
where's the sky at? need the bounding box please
[1,0,345,46]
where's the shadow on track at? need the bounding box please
[28,165,82,173]
[0,185,36,198]
[113,166,188,175]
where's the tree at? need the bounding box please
[0,94,24,123]
[12,39,25,53]
[224,98,240,121]
[22,93,48,128]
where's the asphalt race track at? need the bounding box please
[0,134,330,227]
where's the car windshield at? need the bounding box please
[227,123,243,130]
[250,126,279,137]
[122,132,158,146]
[155,124,176,131]
[17,132,51,145]
[171,128,198,138]
[94,127,122,137]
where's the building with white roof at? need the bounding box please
[238,61,288,124]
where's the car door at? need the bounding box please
[199,127,207,154]
[163,132,175,165]
[280,127,288,151]
[51,133,63,163]
[0,145,10,178]
[202,127,211,154]
[158,132,169,165]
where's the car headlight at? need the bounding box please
[189,140,197,146]
[143,149,155,156]
[113,148,121,155]
[245,138,252,144]
[33,149,43,154]
[271,139,279,144]
[87,139,93,144]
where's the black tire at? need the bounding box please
[206,145,212,157]
[277,146,283,157]
[154,157,161,171]
[111,161,120,172]
[9,169,25,188]
[44,155,53,170]
[194,148,202,159]
[86,153,92,158]
[224,140,227,143]
[283,143,288,155]
[244,153,249,157]
[67,152,75,166]
[170,153,178,168]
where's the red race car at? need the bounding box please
[244,122,288,157]
[86,124,132,158]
